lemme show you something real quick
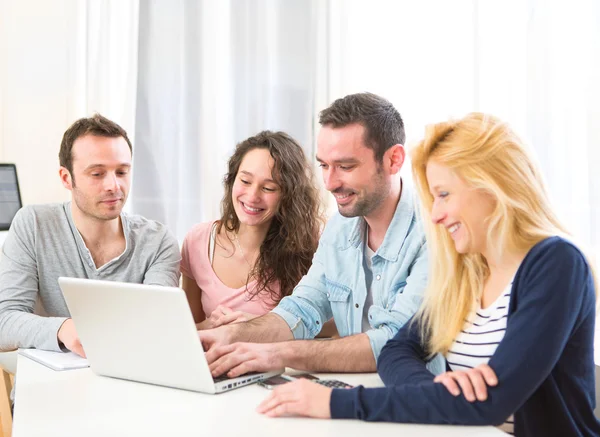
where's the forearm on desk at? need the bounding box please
[277,333,376,372]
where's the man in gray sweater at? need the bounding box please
[0,114,180,357]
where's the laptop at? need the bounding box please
[0,163,23,231]
[57,277,283,394]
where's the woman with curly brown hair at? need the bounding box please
[181,131,324,330]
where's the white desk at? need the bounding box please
[13,356,504,437]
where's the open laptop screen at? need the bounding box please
[0,164,23,231]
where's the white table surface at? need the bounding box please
[13,355,504,437]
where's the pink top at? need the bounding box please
[180,221,279,318]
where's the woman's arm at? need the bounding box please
[331,239,594,424]
[377,317,436,387]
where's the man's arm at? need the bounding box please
[208,332,375,378]
[232,312,294,342]
[142,229,181,287]
[278,333,376,372]
[0,209,67,351]
[200,312,293,360]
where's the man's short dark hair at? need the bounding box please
[59,113,132,178]
[319,92,405,162]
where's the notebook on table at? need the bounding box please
[19,349,89,371]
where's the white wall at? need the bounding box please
[0,0,81,205]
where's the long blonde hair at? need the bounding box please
[411,113,570,356]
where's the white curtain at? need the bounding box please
[70,0,139,139]
[326,0,600,266]
[131,0,321,243]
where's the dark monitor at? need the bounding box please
[0,164,23,231]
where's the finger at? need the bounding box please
[205,343,236,365]
[231,314,249,324]
[257,387,298,415]
[214,312,244,327]
[72,342,86,358]
[437,375,461,396]
[478,364,498,386]
[210,350,249,377]
[264,393,307,418]
[216,305,232,315]
[198,332,216,352]
[257,392,278,414]
[227,359,265,378]
[266,402,302,418]
[453,372,476,402]
[466,369,489,401]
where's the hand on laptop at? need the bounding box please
[57,318,86,358]
[198,325,235,353]
[207,342,283,378]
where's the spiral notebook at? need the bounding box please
[19,349,89,371]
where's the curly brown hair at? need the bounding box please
[217,130,324,304]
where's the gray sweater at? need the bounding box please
[0,203,181,352]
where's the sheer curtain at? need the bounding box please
[70,0,139,140]
[132,0,321,242]
[326,0,600,265]
[476,0,600,264]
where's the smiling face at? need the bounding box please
[61,134,132,222]
[316,123,390,218]
[231,148,282,229]
[426,160,496,255]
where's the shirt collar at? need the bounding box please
[347,178,416,262]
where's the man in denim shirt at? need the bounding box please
[200,93,441,377]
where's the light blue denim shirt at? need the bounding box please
[272,181,443,373]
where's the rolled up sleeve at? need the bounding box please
[271,241,332,339]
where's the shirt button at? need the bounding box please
[326,292,330,298]
[355,303,359,309]
[316,320,320,325]
[376,274,381,281]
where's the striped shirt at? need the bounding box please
[446,283,514,435]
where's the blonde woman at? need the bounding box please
[257,113,600,437]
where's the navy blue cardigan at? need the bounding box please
[331,237,600,436]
